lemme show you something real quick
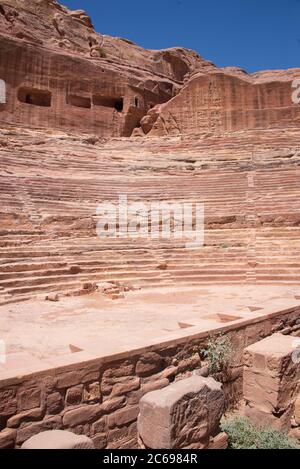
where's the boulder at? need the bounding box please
[138,375,225,449]
[22,430,94,449]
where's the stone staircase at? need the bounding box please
[1,127,300,304]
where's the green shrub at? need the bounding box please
[221,417,299,450]
[201,334,233,374]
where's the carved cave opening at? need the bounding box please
[93,95,124,112]
[18,87,52,107]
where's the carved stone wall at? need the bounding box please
[148,71,300,136]
[0,306,299,449]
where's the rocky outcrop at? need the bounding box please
[0,0,214,137]
[146,69,300,136]
[0,1,299,138]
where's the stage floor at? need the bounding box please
[0,284,299,371]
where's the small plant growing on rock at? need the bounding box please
[98,47,107,58]
[221,417,299,449]
[220,243,230,249]
[201,334,233,374]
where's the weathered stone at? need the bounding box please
[288,428,300,443]
[22,430,94,449]
[177,354,202,374]
[243,403,294,433]
[46,392,64,415]
[294,395,300,426]
[63,404,102,427]
[136,352,163,377]
[65,385,83,405]
[0,428,16,449]
[92,433,107,449]
[102,362,135,379]
[16,416,62,445]
[83,382,101,403]
[100,396,126,414]
[138,376,225,449]
[0,389,17,417]
[128,379,169,405]
[107,406,139,429]
[243,334,300,415]
[43,376,57,393]
[7,407,44,428]
[110,378,140,397]
[107,421,137,444]
[18,388,41,411]
[148,70,300,137]
[208,432,228,450]
[91,417,106,436]
[107,436,138,450]
[195,366,210,378]
[56,369,99,389]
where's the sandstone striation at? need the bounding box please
[0,0,214,137]
[1,1,299,139]
[0,0,300,451]
[146,68,300,136]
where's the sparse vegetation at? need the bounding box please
[221,417,299,450]
[98,47,107,58]
[201,334,233,374]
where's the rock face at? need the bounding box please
[137,375,225,449]
[0,0,214,137]
[147,69,300,136]
[1,1,299,138]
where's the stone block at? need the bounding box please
[21,430,94,449]
[107,406,139,429]
[100,396,126,414]
[46,392,63,414]
[243,334,300,414]
[65,385,83,405]
[7,407,44,428]
[0,389,17,417]
[110,377,140,397]
[92,432,107,449]
[294,395,300,426]
[16,416,62,445]
[63,404,102,427]
[91,417,106,436]
[83,382,101,403]
[102,362,135,380]
[135,352,163,377]
[0,428,16,449]
[138,375,225,449]
[127,379,169,405]
[243,403,294,433]
[208,432,228,449]
[18,388,41,411]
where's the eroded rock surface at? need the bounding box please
[0,0,214,137]
[137,375,225,449]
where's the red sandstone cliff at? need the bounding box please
[0,0,215,137]
[146,68,300,137]
[0,0,299,138]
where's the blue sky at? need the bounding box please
[62,0,299,72]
